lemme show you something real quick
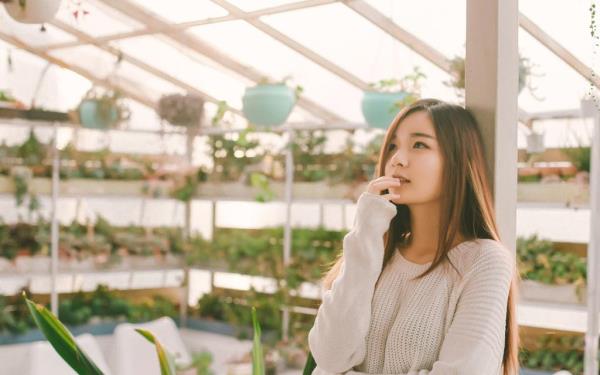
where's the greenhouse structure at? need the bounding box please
[0,0,598,374]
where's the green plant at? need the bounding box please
[447,55,538,96]
[24,293,105,375]
[136,328,177,375]
[12,173,28,207]
[517,235,587,297]
[519,334,584,374]
[250,172,275,202]
[182,351,214,375]
[17,130,46,165]
[563,147,591,173]
[0,291,34,334]
[289,130,328,182]
[368,67,426,108]
[257,75,303,100]
[79,87,130,128]
[171,174,198,202]
[0,89,16,102]
[327,133,379,185]
[251,306,265,375]
[157,94,205,128]
[206,128,263,182]
[24,292,177,375]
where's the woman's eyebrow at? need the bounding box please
[394,132,436,140]
[410,132,436,140]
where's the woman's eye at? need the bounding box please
[413,142,428,149]
[388,144,396,150]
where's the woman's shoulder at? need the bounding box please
[449,238,515,276]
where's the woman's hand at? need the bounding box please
[366,176,403,202]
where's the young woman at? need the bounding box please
[308,99,519,375]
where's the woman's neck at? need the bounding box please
[399,201,465,264]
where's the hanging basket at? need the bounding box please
[526,132,545,154]
[78,99,118,130]
[242,84,295,127]
[3,0,62,24]
[361,91,409,129]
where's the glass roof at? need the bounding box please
[0,0,593,129]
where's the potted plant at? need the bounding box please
[157,93,205,130]
[517,235,587,304]
[1,0,62,24]
[242,76,302,127]
[77,88,130,130]
[361,67,426,129]
[447,54,537,96]
[0,89,26,109]
[526,130,545,154]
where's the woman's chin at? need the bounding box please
[390,197,407,205]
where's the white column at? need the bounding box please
[582,99,600,375]
[465,0,519,248]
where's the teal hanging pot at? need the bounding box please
[78,99,118,130]
[242,84,296,127]
[361,91,410,129]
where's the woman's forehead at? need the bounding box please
[393,111,436,139]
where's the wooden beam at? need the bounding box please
[343,0,451,73]
[0,31,156,108]
[44,0,339,51]
[50,19,244,116]
[96,0,345,123]
[343,0,530,123]
[519,12,600,89]
[212,0,369,90]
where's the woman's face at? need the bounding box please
[384,110,444,205]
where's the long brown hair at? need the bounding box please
[320,99,519,375]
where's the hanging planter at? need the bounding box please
[526,131,545,154]
[157,93,205,130]
[447,54,537,97]
[362,91,412,129]
[2,0,62,24]
[362,67,425,129]
[242,78,301,127]
[76,88,130,130]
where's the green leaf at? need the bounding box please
[251,306,265,375]
[135,328,177,375]
[23,293,104,375]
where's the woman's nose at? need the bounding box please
[391,149,408,168]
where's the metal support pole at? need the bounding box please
[282,129,295,341]
[318,203,324,228]
[584,99,600,375]
[180,130,195,328]
[50,123,60,316]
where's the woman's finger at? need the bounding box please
[380,193,402,202]
[368,180,402,194]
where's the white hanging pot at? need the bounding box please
[526,132,545,154]
[3,0,62,24]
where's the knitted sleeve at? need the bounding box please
[344,243,514,375]
[308,192,397,374]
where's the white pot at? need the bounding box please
[526,132,545,154]
[32,255,51,271]
[4,0,62,24]
[520,279,585,304]
[0,257,14,272]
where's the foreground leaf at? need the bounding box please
[24,293,104,375]
[251,306,265,375]
[135,328,177,375]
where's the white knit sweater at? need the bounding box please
[308,192,514,375]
